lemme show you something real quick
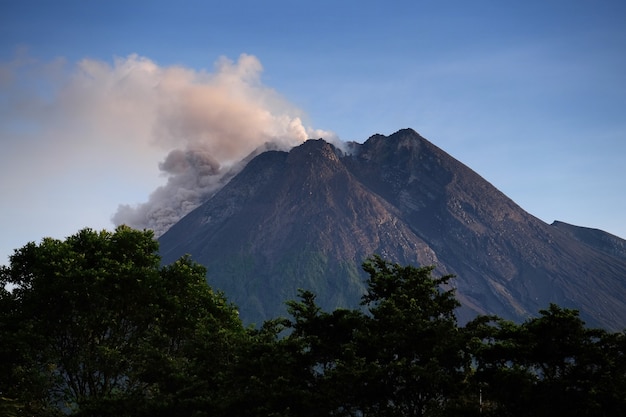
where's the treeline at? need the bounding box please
[1,227,625,416]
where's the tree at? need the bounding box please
[283,290,369,416]
[219,290,349,417]
[0,226,244,416]
[258,256,467,417]
[520,305,626,417]
[6,233,624,417]
[465,315,537,417]
[469,305,626,417]
[356,255,465,417]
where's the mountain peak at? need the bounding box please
[160,129,626,330]
[367,128,423,141]
[287,138,341,164]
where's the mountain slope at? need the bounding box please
[551,220,626,262]
[159,129,626,330]
[160,139,439,321]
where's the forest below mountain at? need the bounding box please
[2,227,625,416]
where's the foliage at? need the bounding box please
[2,231,626,416]
[226,256,466,416]
[467,305,626,416]
[0,226,243,416]
[356,256,465,416]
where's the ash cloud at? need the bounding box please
[0,52,337,238]
[111,53,338,235]
[113,147,223,234]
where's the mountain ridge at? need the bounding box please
[159,129,626,330]
[551,220,626,262]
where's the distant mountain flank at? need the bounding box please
[159,129,626,330]
[551,220,626,262]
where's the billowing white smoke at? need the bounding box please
[110,53,336,235]
[0,52,336,238]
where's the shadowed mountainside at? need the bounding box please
[551,220,626,262]
[159,129,626,330]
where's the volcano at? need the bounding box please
[159,129,626,330]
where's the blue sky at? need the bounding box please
[1,0,625,263]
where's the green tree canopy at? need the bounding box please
[0,226,243,416]
[241,255,468,417]
[3,231,626,417]
[467,305,626,416]
[357,255,465,416]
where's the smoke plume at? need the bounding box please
[0,51,336,237]
[111,53,338,235]
[108,53,337,235]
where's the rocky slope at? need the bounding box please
[159,129,626,330]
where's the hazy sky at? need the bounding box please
[1,0,625,264]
